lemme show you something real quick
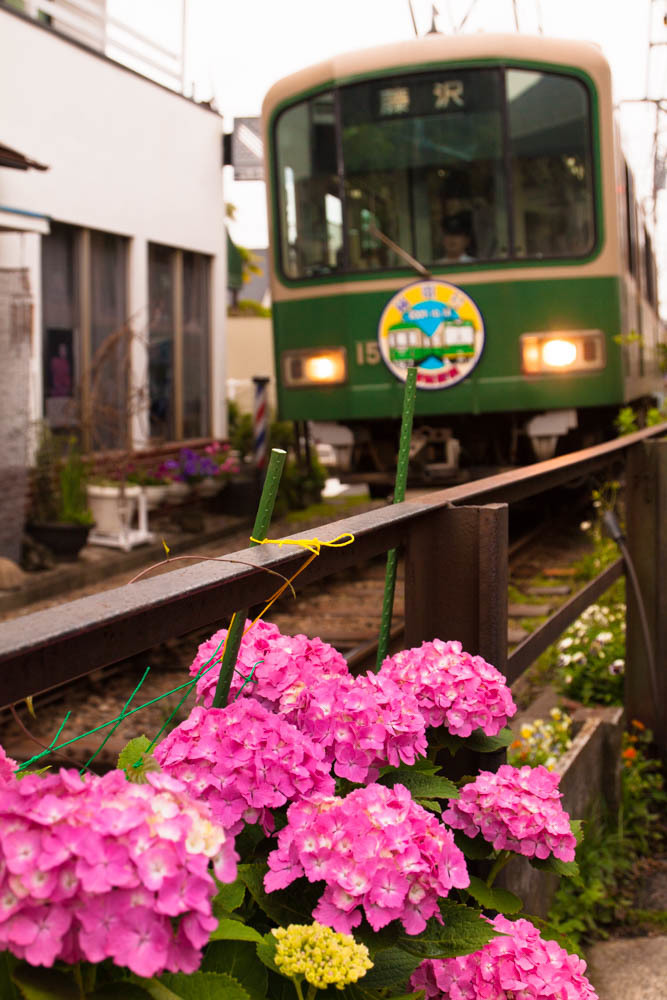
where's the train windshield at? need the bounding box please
[274,67,595,278]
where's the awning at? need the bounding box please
[0,143,49,171]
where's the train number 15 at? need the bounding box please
[355,341,381,365]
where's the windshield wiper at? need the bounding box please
[368,224,432,279]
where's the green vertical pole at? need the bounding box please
[375,367,417,669]
[211,448,287,708]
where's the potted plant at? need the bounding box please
[27,426,94,561]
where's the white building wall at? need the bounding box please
[0,5,227,439]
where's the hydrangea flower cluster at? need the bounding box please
[442,764,576,862]
[272,922,373,991]
[154,700,335,835]
[190,622,427,782]
[190,620,348,711]
[0,766,237,977]
[265,783,469,935]
[410,914,598,1000]
[379,638,516,737]
[282,670,427,782]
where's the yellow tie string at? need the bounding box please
[245,533,355,627]
[249,532,355,556]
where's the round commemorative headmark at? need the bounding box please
[377,280,485,389]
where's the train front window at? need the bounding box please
[339,69,508,269]
[273,66,596,278]
[507,70,594,258]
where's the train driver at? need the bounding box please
[437,212,475,264]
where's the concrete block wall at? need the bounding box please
[0,268,31,564]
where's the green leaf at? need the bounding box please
[255,932,281,975]
[465,876,522,914]
[129,979,182,1000]
[453,830,493,859]
[238,862,320,926]
[117,736,161,784]
[158,972,251,1000]
[345,987,424,1000]
[353,920,400,955]
[570,819,584,845]
[209,918,263,943]
[0,953,20,1000]
[202,941,267,999]
[379,760,459,801]
[360,947,423,989]
[11,965,79,1000]
[212,876,245,915]
[437,727,513,756]
[530,855,579,877]
[397,901,501,959]
[415,799,442,814]
[89,985,153,999]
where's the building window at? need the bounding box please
[42,223,78,429]
[182,251,210,438]
[42,223,129,448]
[148,244,211,442]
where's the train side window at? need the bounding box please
[644,228,656,307]
[507,70,595,259]
[624,162,638,278]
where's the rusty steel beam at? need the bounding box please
[1,425,664,708]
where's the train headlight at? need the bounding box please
[521,331,605,375]
[282,348,347,387]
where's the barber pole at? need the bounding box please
[252,376,270,470]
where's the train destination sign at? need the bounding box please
[377,280,486,390]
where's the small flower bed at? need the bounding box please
[554,582,626,705]
[508,707,573,770]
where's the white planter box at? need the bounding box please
[86,484,152,551]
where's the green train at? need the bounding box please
[262,32,664,484]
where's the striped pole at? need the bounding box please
[253,376,270,470]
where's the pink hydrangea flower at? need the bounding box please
[190,620,348,710]
[0,746,17,783]
[189,622,426,783]
[379,639,516,737]
[265,783,469,935]
[154,700,335,835]
[283,671,428,782]
[442,764,577,862]
[410,914,598,999]
[0,764,236,976]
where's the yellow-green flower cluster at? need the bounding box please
[508,707,573,770]
[272,922,373,991]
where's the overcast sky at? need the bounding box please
[110,0,666,253]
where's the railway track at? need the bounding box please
[1,492,594,772]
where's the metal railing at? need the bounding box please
[1,424,665,755]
